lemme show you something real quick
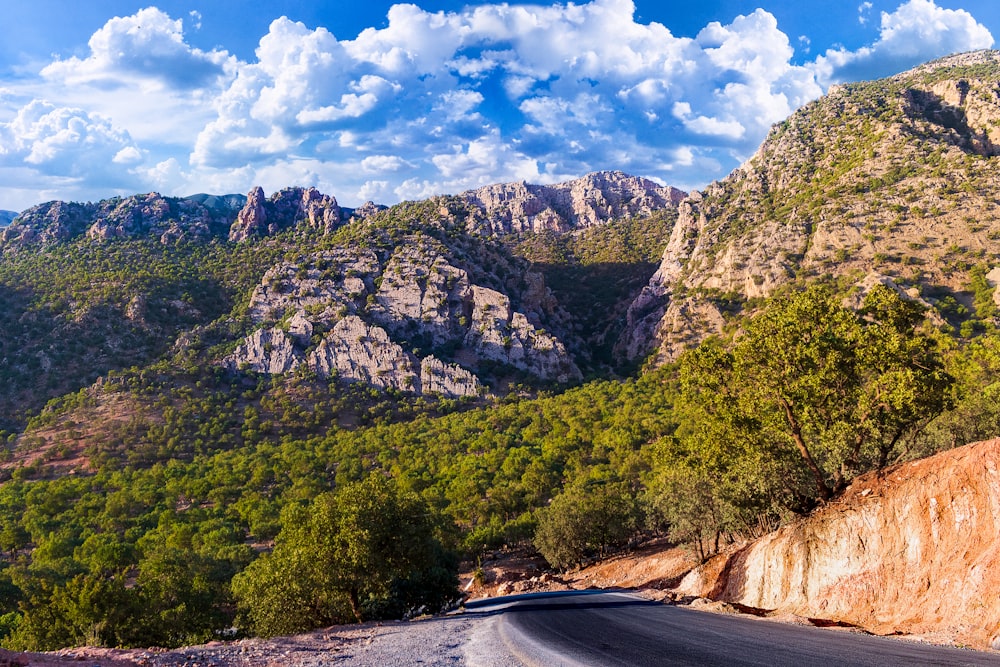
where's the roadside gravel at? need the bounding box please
[29,607,521,667]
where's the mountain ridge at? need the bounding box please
[619,49,1000,365]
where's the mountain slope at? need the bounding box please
[620,50,1000,364]
[0,172,681,427]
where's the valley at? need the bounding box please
[0,50,999,661]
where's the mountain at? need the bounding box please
[0,172,680,427]
[5,54,1000,653]
[619,50,1000,365]
[0,210,16,227]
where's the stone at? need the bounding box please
[225,327,302,375]
[461,170,686,236]
[308,316,418,391]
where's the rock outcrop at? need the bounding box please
[1,193,244,248]
[460,170,685,235]
[229,186,342,241]
[224,239,580,396]
[676,438,1000,650]
[619,51,1000,365]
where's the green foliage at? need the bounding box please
[232,475,457,636]
[534,476,641,570]
[678,285,952,505]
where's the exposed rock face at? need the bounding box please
[229,186,343,241]
[229,328,302,375]
[1,193,243,248]
[675,438,1000,650]
[347,201,388,221]
[619,51,1000,365]
[309,316,419,391]
[463,286,579,383]
[461,170,685,235]
[224,238,580,395]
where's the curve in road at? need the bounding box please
[466,591,1000,667]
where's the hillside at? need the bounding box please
[4,53,1000,654]
[0,172,679,429]
[620,50,1000,364]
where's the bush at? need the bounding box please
[533,479,640,571]
[232,475,458,637]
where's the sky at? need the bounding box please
[0,1,998,212]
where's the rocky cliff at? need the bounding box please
[460,170,685,235]
[620,50,1000,365]
[229,186,343,241]
[676,437,1000,650]
[224,240,580,396]
[1,192,245,248]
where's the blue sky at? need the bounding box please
[0,0,997,211]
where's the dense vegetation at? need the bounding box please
[1,273,997,648]
[4,54,1000,648]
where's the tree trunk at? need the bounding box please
[349,588,363,624]
[781,397,833,500]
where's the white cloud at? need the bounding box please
[0,101,138,175]
[858,2,874,25]
[41,7,232,90]
[814,0,993,85]
[361,155,411,173]
[1,1,996,212]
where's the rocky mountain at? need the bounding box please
[222,239,581,396]
[228,186,343,241]
[619,50,1000,364]
[677,437,1000,651]
[0,192,245,248]
[460,170,685,235]
[0,210,16,227]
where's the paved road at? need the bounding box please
[466,591,1000,666]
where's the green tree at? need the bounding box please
[533,477,641,570]
[232,475,457,637]
[678,285,951,506]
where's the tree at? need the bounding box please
[533,477,641,570]
[232,475,458,637]
[678,284,951,506]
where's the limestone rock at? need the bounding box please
[226,237,578,393]
[229,186,343,241]
[348,201,388,220]
[464,286,581,383]
[461,170,685,235]
[420,356,482,397]
[246,249,380,325]
[619,51,1000,365]
[987,266,1000,308]
[368,245,470,348]
[308,316,418,391]
[225,327,303,375]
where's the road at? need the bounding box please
[465,591,1000,666]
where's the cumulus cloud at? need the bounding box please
[815,0,993,85]
[186,0,828,200]
[42,7,233,90]
[0,101,139,177]
[1,1,996,211]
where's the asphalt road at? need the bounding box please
[466,591,1000,666]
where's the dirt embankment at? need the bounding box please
[677,438,1000,650]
